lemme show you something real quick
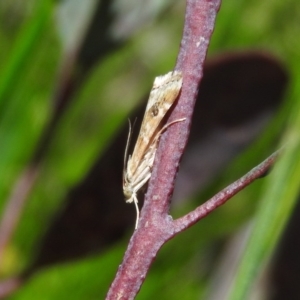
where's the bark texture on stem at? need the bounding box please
[106,0,222,299]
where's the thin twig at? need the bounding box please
[172,150,281,235]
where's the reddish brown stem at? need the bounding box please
[107,144,279,298]
[106,0,282,298]
[106,0,221,298]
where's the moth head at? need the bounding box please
[123,187,133,203]
[123,178,133,203]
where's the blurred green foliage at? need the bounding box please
[0,0,299,299]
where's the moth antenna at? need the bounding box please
[123,120,132,180]
[123,118,138,179]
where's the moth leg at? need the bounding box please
[131,170,152,229]
[124,164,151,205]
[132,193,139,230]
[157,118,186,138]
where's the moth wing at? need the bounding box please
[129,71,183,173]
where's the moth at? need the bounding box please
[123,71,185,229]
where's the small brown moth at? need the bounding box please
[123,71,185,229]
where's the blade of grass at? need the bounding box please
[228,89,300,299]
[0,1,53,114]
